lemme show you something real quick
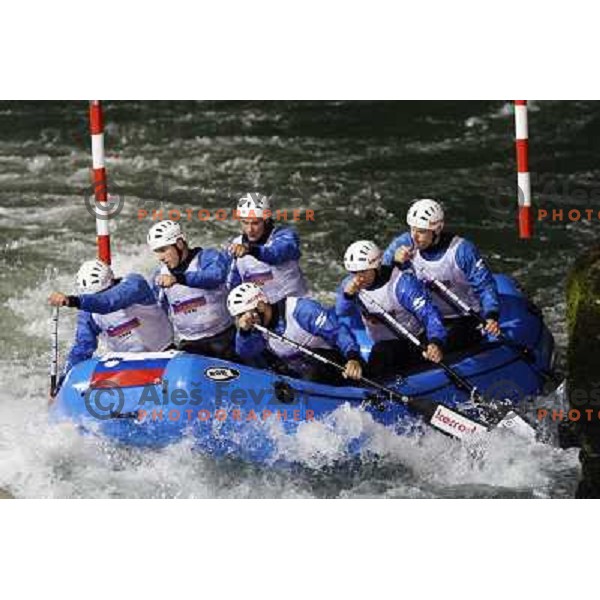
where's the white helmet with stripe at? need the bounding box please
[76,259,114,294]
[147,220,185,250]
[227,283,268,317]
[344,240,383,272]
[406,199,445,232]
[237,193,271,219]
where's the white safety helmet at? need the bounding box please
[406,199,445,232]
[237,193,271,219]
[76,259,114,294]
[147,220,185,250]
[344,240,383,272]
[227,283,268,317]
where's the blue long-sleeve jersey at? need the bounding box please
[336,270,447,346]
[64,273,161,374]
[382,231,500,319]
[236,297,361,365]
[227,226,302,289]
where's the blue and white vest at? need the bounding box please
[162,254,232,340]
[358,269,423,343]
[232,233,308,303]
[92,303,173,353]
[410,236,481,317]
[263,297,330,373]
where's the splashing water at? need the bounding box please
[0,101,588,497]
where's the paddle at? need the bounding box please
[50,306,59,397]
[357,291,487,403]
[253,323,501,442]
[426,278,560,385]
[356,290,536,437]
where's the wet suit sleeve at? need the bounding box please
[77,274,155,314]
[382,232,413,268]
[180,248,231,290]
[335,277,358,316]
[248,227,301,265]
[294,298,362,361]
[455,240,500,320]
[395,273,447,347]
[335,277,365,330]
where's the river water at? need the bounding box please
[2,100,596,498]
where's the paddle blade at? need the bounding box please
[495,410,537,441]
[429,405,489,440]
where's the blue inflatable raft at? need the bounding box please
[51,275,555,463]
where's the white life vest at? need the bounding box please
[358,269,423,343]
[410,236,481,318]
[232,231,309,303]
[162,253,232,340]
[92,302,173,353]
[263,297,331,367]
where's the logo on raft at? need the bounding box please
[204,367,241,382]
[431,405,487,439]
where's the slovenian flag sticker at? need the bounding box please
[90,357,170,389]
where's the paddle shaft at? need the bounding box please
[253,323,489,440]
[357,291,484,403]
[254,324,397,397]
[50,306,59,396]
[427,278,559,384]
[355,289,541,438]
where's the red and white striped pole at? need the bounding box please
[514,100,532,239]
[89,100,111,264]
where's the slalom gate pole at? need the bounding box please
[89,101,111,264]
[515,100,533,239]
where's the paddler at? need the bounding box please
[227,193,309,302]
[147,220,236,360]
[227,282,363,384]
[47,259,174,396]
[382,198,501,350]
[337,240,446,379]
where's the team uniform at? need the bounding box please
[236,297,362,384]
[152,246,236,360]
[336,267,447,378]
[228,223,308,303]
[63,273,174,377]
[383,231,500,351]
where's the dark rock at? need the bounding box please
[567,246,600,498]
